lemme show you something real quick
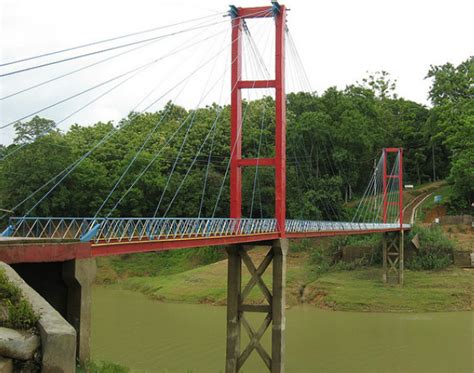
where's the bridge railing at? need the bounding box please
[94,217,278,243]
[285,220,409,233]
[6,217,279,243]
[4,217,410,243]
[6,217,102,241]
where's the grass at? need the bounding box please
[303,267,473,312]
[0,268,39,329]
[116,248,473,313]
[122,248,309,306]
[96,247,226,284]
[77,361,129,373]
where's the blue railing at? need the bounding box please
[2,217,410,244]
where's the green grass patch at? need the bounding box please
[77,360,129,373]
[122,251,307,306]
[305,267,473,312]
[96,247,226,284]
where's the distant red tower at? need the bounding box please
[382,148,403,228]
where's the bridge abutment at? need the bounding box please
[62,258,96,364]
[225,239,288,373]
[11,258,96,365]
[382,231,404,285]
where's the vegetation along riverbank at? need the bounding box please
[96,223,473,313]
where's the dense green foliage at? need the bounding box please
[0,58,471,222]
[406,226,454,270]
[426,57,473,210]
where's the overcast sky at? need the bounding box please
[1,0,472,145]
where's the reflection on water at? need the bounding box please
[92,286,473,373]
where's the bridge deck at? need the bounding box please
[0,219,409,263]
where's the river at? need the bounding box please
[91,286,473,372]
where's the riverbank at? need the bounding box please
[97,247,473,313]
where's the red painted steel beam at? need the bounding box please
[286,227,411,240]
[230,15,243,219]
[237,80,276,89]
[91,233,280,257]
[398,148,404,229]
[274,6,287,236]
[237,158,275,167]
[237,6,273,18]
[383,148,388,223]
[0,240,91,264]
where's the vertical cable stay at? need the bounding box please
[93,28,229,218]
[152,28,230,218]
[94,26,230,218]
[352,151,401,224]
[110,16,270,218]
[244,19,274,218]
[211,8,274,218]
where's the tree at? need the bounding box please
[13,116,57,143]
[358,70,398,99]
[426,57,474,209]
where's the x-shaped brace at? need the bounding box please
[240,249,273,304]
[238,313,272,370]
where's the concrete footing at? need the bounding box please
[225,239,288,372]
[382,231,404,285]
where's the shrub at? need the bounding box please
[0,268,39,329]
[406,225,454,270]
[309,247,331,275]
[7,299,39,329]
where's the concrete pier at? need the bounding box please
[11,258,96,365]
[225,239,288,372]
[382,231,404,285]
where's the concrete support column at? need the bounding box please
[62,258,97,364]
[271,239,287,373]
[382,232,404,285]
[225,246,242,372]
[225,239,288,373]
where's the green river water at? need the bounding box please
[91,286,473,372]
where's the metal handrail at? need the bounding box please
[4,217,410,243]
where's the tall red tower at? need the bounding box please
[229,2,287,235]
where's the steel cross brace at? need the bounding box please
[225,239,287,372]
[383,231,404,285]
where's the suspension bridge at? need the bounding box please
[0,3,409,372]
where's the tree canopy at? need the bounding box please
[1,57,472,221]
